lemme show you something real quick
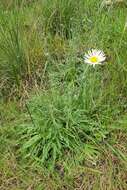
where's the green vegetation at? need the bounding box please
[0,0,127,189]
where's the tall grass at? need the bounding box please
[0,5,46,98]
[0,0,126,98]
[0,11,26,97]
[0,0,101,98]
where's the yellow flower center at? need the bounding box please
[90,56,98,63]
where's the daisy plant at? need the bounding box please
[81,49,106,111]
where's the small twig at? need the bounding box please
[25,103,36,128]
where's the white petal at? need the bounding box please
[84,59,92,64]
[98,55,106,62]
[84,54,90,59]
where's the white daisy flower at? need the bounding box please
[84,49,106,67]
